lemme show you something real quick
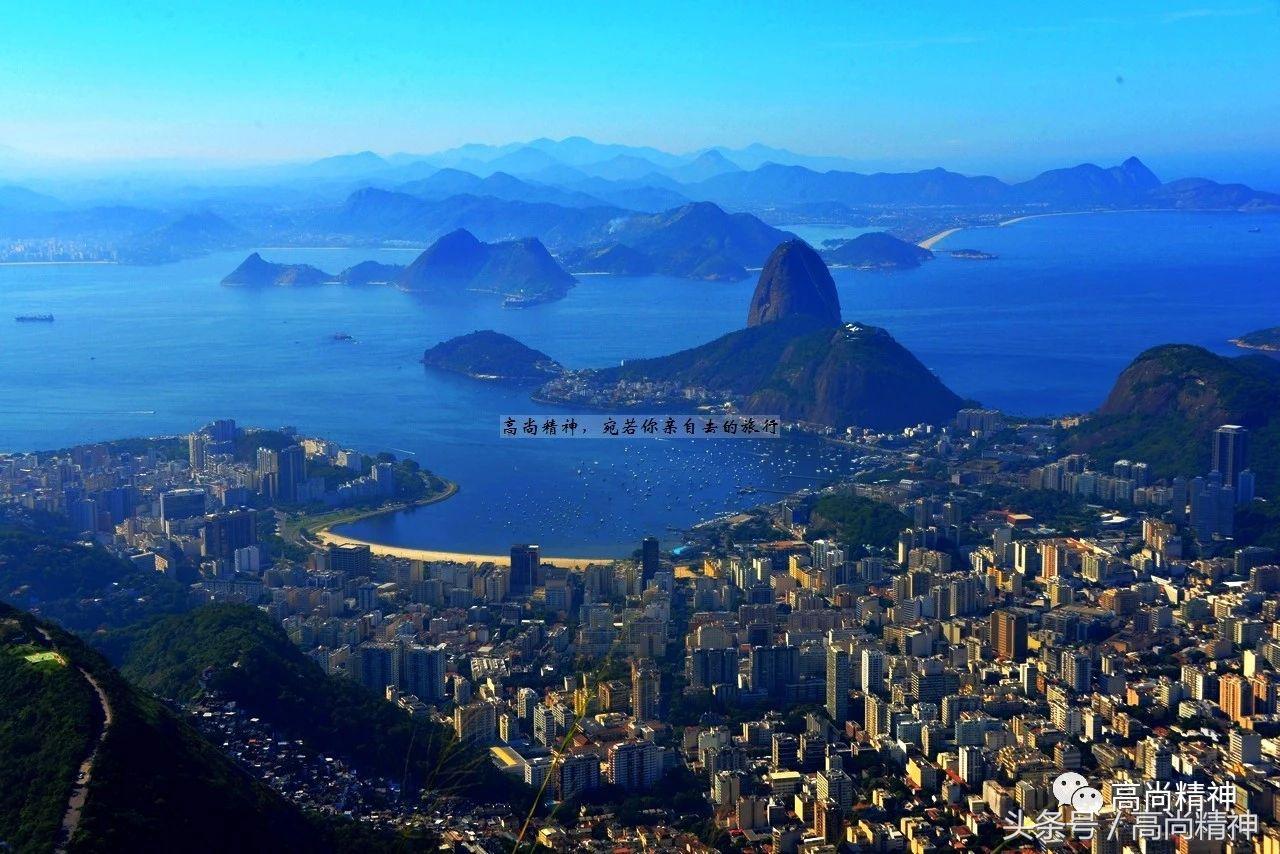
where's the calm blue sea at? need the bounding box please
[1,210,1277,554]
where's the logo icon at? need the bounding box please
[1052,772,1088,806]
[1052,772,1103,816]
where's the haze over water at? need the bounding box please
[2,210,1277,555]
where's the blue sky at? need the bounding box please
[2,1,1279,181]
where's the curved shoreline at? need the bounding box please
[315,528,616,569]
[310,479,616,568]
[917,227,962,249]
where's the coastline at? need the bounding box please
[919,207,1233,249]
[917,227,962,250]
[0,260,118,266]
[303,478,616,568]
[314,529,616,569]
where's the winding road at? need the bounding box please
[35,627,114,853]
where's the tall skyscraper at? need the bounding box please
[510,544,539,595]
[1212,425,1248,490]
[607,739,662,790]
[1061,650,1091,693]
[991,610,1028,661]
[631,659,661,721]
[200,509,258,561]
[826,646,852,723]
[159,487,207,523]
[187,433,206,472]
[860,648,885,696]
[641,536,660,585]
[402,644,447,701]
[256,444,306,502]
[1219,673,1254,724]
[277,443,306,503]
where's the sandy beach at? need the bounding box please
[315,528,616,569]
[917,227,962,249]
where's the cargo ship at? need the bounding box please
[15,314,55,323]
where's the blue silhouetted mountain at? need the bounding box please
[328,188,624,245]
[1011,156,1161,206]
[747,240,842,327]
[563,201,792,280]
[821,231,934,269]
[397,168,605,208]
[666,150,742,183]
[398,229,575,301]
[221,252,333,286]
[1151,177,1280,210]
[560,243,656,276]
[336,260,405,284]
[684,155,1279,212]
[120,211,251,264]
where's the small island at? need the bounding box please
[950,248,998,260]
[1230,326,1280,353]
[399,229,576,305]
[421,330,564,382]
[820,231,933,270]
[221,253,333,286]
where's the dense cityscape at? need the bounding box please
[3,405,1277,852]
[4,5,1280,853]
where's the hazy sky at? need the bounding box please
[3,1,1279,181]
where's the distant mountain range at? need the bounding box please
[3,137,1277,266]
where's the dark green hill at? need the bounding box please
[0,603,344,853]
[1067,344,1280,496]
[422,330,563,381]
[587,315,963,429]
[1230,326,1280,353]
[0,609,97,853]
[115,604,522,805]
[539,243,964,429]
[806,492,912,551]
[0,509,193,633]
[821,231,933,269]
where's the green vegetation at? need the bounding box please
[807,492,911,552]
[974,486,1100,534]
[1230,326,1280,352]
[1068,345,1280,497]
[0,614,96,853]
[1236,502,1280,551]
[594,314,964,429]
[115,604,523,804]
[0,603,366,853]
[421,330,564,381]
[0,510,192,633]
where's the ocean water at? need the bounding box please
[1,210,1277,554]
